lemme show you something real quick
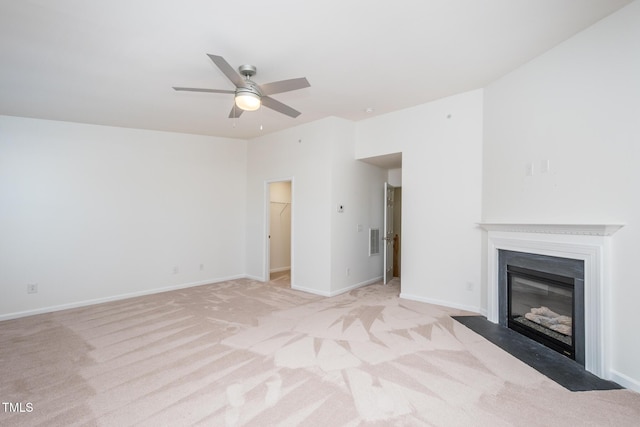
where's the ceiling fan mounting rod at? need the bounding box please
[238,64,257,78]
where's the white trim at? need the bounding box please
[0,274,247,322]
[610,369,640,393]
[270,266,291,273]
[291,285,331,297]
[486,230,612,379]
[479,223,623,236]
[399,293,482,314]
[292,276,382,297]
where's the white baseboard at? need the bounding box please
[399,292,481,314]
[610,369,640,393]
[2,274,380,320]
[0,274,248,322]
[269,266,291,273]
[290,285,331,297]
[328,276,383,297]
[292,276,383,298]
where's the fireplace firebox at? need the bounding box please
[508,265,575,359]
[498,250,585,366]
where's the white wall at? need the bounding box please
[245,119,334,294]
[329,118,387,293]
[483,2,640,390]
[356,90,484,312]
[245,117,386,296]
[269,181,291,272]
[0,116,247,319]
[388,168,402,187]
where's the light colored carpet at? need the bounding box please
[1,277,639,426]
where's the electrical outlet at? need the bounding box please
[172,266,179,275]
[346,268,350,276]
[466,282,474,291]
[27,283,38,294]
[199,263,204,271]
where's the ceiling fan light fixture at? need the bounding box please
[175,55,308,118]
[235,87,261,111]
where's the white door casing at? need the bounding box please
[383,182,394,284]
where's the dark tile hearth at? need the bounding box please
[453,315,623,392]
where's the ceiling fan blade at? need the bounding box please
[261,96,301,118]
[207,54,245,88]
[259,77,310,96]
[228,105,244,119]
[173,87,235,94]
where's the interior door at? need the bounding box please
[383,182,395,284]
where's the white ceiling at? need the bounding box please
[0,0,633,140]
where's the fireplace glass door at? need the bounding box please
[507,265,575,359]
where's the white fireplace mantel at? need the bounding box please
[478,223,624,236]
[480,223,624,379]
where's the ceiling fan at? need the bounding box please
[173,54,310,119]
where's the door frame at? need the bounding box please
[264,177,294,285]
[383,182,395,284]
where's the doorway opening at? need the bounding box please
[267,180,292,288]
[383,183,402,284]
[359,152,403,289]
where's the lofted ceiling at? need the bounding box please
[0,0,633,140]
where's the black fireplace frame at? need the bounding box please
[498,250,585,366]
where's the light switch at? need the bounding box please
[526,162,534,176]
[541,159,550,173]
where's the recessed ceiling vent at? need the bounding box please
[369,228,380,256]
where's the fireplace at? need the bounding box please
[481,223,623,379]
[500,251,585,365]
